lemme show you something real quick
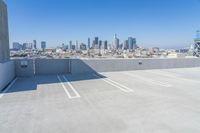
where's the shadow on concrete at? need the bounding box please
[4,77,37,93]
[3,59,106,94]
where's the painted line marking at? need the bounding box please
[154,70,181,78]
[0,78,18,99]
[152,70,200,84]
[62,75,80,98]
[57,75,72,99]
[123,73,172,87]
[93,74,134,92]
[57,75,80,99]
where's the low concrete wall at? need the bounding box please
[14,58,200,76]
[0,61,15,91]
[15,59,34,77]
[71,58,200,74]
[35,59,70,75]
[15,59,70,77]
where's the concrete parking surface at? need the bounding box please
[1,67,200,133]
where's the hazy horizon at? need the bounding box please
[5,0,200,49]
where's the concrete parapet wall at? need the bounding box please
[15,59,70,77]
[35,59,70,75]
[14,58,200,76]
[15,59,34,77]
[71,58,200,74]
[0,61,15,91]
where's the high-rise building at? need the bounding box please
[80,43,87,50]
[92,40,95,49]
[75,40,79,50]
[62,43,67,51]
[41,41,46,51]
[133,38,137,49]
[119,43,123,49]
[103,41,108,50]
[128,37,133,50]
[196,30,200,39]
[0,0,10,62]
[23,43,32,50]
[71,45,76,50]
[69,41,72,50]
[124,40,129,50]
[88,38,90,49]
[113,34,119,49]
[128,37,137,50]
[94,37,99,45]
[193,30,200,57]
[33,40,37,49]
[94,37,99,49]
[99,40,102,49]
[22,43,26,50]
[13,42,22,50]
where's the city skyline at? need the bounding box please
[11,32,199,50]
[5,0,200,48]
[12,34,137,50]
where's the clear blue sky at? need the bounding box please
[5,0,200,49]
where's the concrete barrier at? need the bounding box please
[35,59,70,75]
[0,61,15,91]
[14,58,200,76]
[15,59,34,77]
[15,59,70,77]
[71,58,200,74]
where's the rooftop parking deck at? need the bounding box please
[1,67,200,133]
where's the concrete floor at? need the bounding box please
[1,68,200,133]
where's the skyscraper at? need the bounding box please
[75,40,79,50]
[128,37,137,50]
[99,40,102,49]
[41,41,46,51]
[133,38,137,49]
[103,41,108,50]
[80,43,87,50]
[22,43,32,50]
[92,40,95,49]
[94,37,99,49]
[128,37,133,50]
[33,40,37,49]
[69,41,72,50]
[194,30,200,42]
[94,37,99,45]
[0,0,9,62]
[124,40,129,50]
[13,42,22,50]
[62,43,67,50]
[113,34,119,49]
[88,38,90,49]
[193,30,200,57]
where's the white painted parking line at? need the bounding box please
[62,75,80,98]
[57,75,80,99]
[57,75,72,99]
[153,70,181,78]
[93,74,134,93]
[0,78,18,99]
[151,70,200,84]
[123,73,172,87]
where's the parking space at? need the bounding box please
[1,68,200,133]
